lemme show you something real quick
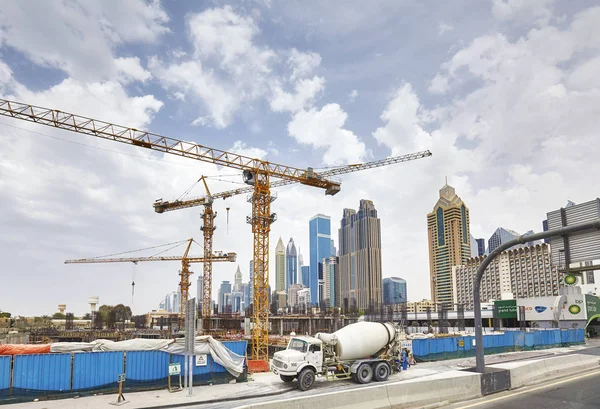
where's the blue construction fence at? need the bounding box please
[412,329,584,362]
[0,341,247,404]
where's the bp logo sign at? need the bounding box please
[568,304,581,315]
[564,274,577,286]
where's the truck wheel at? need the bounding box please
[374,362,390,382]
[297,368,315,391]
[280,374,295,383]
[355,363,373,384]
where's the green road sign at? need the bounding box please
[494,300,517,318]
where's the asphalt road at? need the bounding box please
[448,369,600,409]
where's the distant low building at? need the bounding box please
[406,299,436,313]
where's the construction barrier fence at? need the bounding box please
[412,329,584,362]
[0,341,247,404]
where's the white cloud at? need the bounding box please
[288,104,366,165]
[114,57,152,83]
[229,140,268,159]
[0,1,169,81]
[149,57,237,129]
[287,48,322,81]
[348,89,358,102]
[438,22,454,36]
[492,0,553,26]
[270,76,325,113]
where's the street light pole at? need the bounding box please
[473,219,600,373]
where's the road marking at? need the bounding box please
[454,369,600,409]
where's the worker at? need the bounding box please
[394,349,402,372]
[401,348,409,371]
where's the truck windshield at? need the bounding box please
[288,339,308,353]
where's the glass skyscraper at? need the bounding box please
[286,238,298,290]
[382,277,407,304]
[309,214,332,305]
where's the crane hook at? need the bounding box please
[226,207,230,235]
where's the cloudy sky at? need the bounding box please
[1,0,599,316]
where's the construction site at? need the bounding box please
[0,98,431,371]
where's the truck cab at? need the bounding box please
[272,336,323,390]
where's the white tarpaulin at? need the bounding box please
[91,338,175,351]
[164,336,245,377]
[48,336,245,378]
[50,343,94,353]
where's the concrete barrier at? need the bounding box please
[235,382,392,409]
[386,371,481,409]
[489,354,600,389]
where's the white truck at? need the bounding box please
[271,321,403,391]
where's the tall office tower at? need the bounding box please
[476,238,485,256]
[310,214,332,304]
[382,277,407,304]
[427,182,471,306]
[487,227,521,253]
[301,265,310,288]
[298,250,303,267]
[286,238,298,290]
[331,240,337,257]
[339,200,383,310]
[323,256,340,308]
[452,243,559,309]
[218,281,232,314]
[196,274,203,314]
[234,265,242,292]
[275,237,286,292]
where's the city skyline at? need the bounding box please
[3,2,599,316]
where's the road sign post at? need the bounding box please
[109,373,127,406]
[168,363,182,392]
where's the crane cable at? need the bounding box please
[85,239,190,259]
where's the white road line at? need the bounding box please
[455,368,600,409]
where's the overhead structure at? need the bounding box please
[0,98,432,363]
[65,238,236,328]
[154,152,433,333]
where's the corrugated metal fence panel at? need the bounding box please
[126,351,170,381]
[193,354,214,375]
[73,352,124,390]
[0,356,10,390]
[13,353,71,391]
[221,341,248,357]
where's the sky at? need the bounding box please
[1,0,599,316]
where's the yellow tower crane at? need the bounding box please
[64,238,236,328]
[154,151,433,333]
[0,98,432,364]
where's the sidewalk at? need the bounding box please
[8,339,600,409]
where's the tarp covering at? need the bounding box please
[0,344,51,355]
[90,338,174,351]
[50,342,94,353]
[164,336,245,377]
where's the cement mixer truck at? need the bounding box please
[271,321,403,391]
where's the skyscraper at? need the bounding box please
[324,256,340,308]
[309,214,332,304]
[487,227,520,253]
[234,265,242,292]
[382,277,407,305]
[476,238,485,256]
[196,274,203,314]
[218,281,232,313]
[338,200,383,310]
[275,237,286,292]
[286,238,298,290]
[427,182,471,306]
